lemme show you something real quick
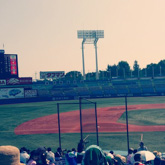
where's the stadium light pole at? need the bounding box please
[77,30,104,80]
[94,38,99,80]
[82,40,86,80]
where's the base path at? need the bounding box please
[15,103,165,135]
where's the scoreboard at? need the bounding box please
[0,50,19,79]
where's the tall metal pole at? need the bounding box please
[125,96,130,154]
[82,41,86,80]
[95,102,99,146]
[57,103,61,148]
[79,97,83,141]
[94,39,99,80]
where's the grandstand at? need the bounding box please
[1,76,165,104]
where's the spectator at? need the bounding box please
[55,147,63,161]
[46,147,55,165]
[0,145,25,165]
[137,142,148,152]
[27,150,39,165]
[130,149,138,165]
[154,157,161,165]
[114,154,126,165]
[72,148,78,157]
[76,140,85,164]
[36,148,49,165]
[82,145,107,165]
[133,153,144,165]
[104,152,114,165]
[65,150,77,165]
[127,148,134,165]
[20,147,30,164]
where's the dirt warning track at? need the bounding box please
[15,103,165,135]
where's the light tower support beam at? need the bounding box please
[94,38,99,80]
[82,39,86,80]
[77,30,104,80]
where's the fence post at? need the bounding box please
[125,96,130,155]
[95,102,99,146]
[57,103,61,148]
[79,97,83,141]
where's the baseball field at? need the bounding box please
[0,96,165,153]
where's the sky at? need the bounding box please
[0,0,165,79]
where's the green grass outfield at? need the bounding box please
[0,96,165,153]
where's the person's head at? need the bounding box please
[115,154,126,165]
[0,145,25,165]
[153,151,157,156]
[20,147,28,153]
[29,150,39,161]
[72,148,76,152]
[47,147,51,152]
[110,150,114,155]
[57,147,62,153]
[134,153,142,162]
[133,149,137,154]
[128,148,134,154]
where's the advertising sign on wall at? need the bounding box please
[6,77,32,85]
[0,88,24,99]
[40,71,65,79]
[0,80,6,86]
[25,90,37,98]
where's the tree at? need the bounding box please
[146,63,156,78]
[117,61,131,78]
[86,72,96,80]
[107,64,118,77]
[158,60,165,76]
[132,60,140,77]
[65,71,82,80]
[99,70,108,80]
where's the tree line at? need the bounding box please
[64,59,165,80]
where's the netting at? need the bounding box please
[80,98,98,147]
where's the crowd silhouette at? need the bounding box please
[0,141,164,165]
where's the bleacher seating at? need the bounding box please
[154,84,165,93]
[51,90,65,97]
[32,77,165,99]
[128,85,141,94]
[63,89,78,97]
[113,85,129,94]
[76,87,90,96]
[141,85,155,93]
[88,86,104,97]
[102,86,117,95]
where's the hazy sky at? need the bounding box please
[1,0,165,79]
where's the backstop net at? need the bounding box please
[79,97,99,148]
[56,98,98,150]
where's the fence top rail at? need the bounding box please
[57,102,95,105]
[79,97,97,104]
